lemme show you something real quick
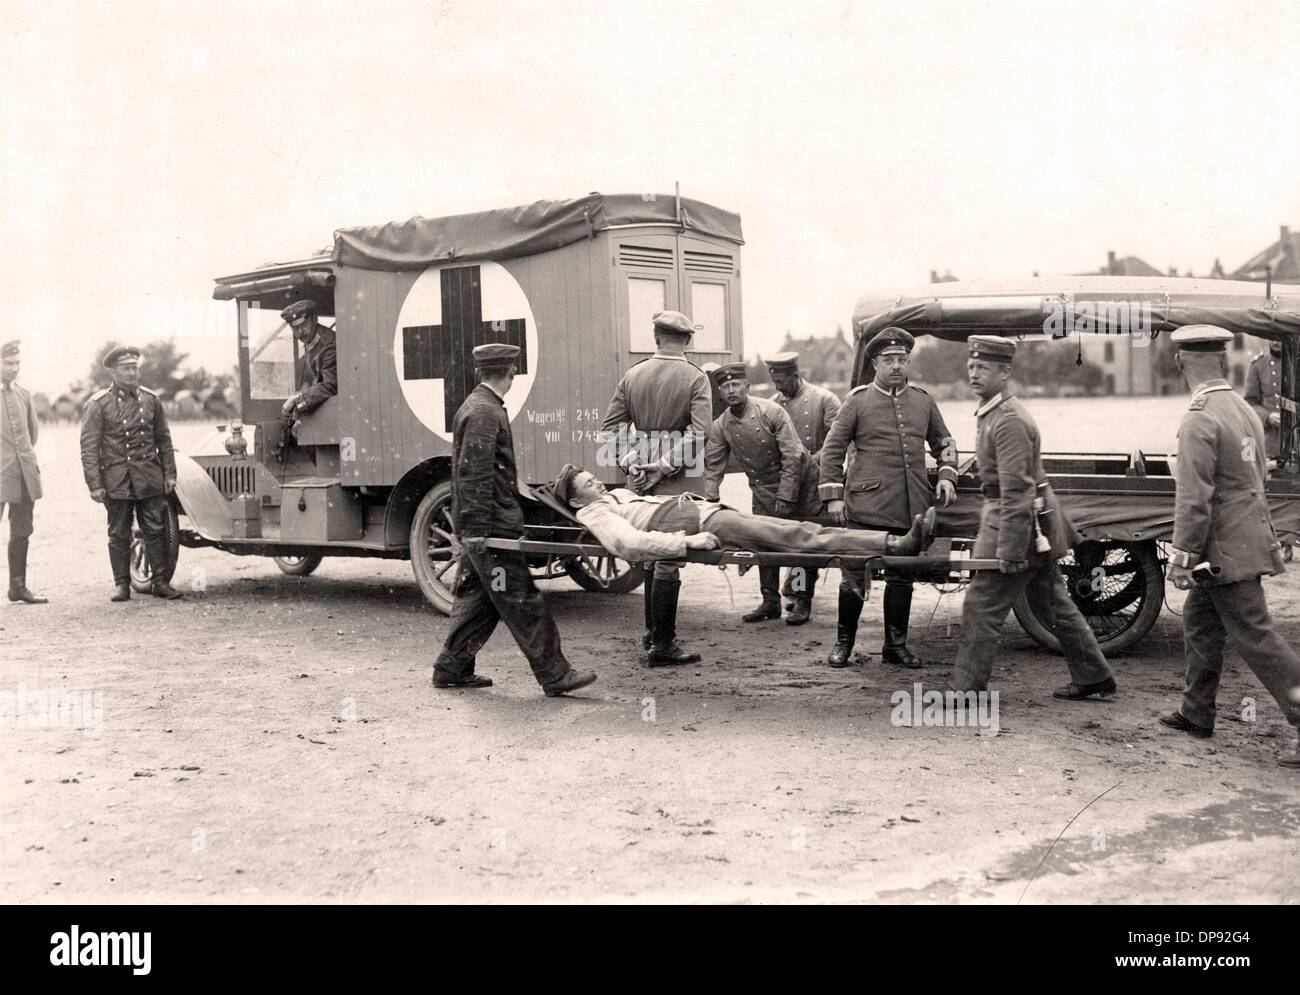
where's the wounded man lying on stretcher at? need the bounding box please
[553,464,936,564]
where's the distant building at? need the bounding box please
[760,327,856,393]
[1232,225,1300,284]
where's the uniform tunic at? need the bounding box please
[701,396,819,516]
[297,326,338,413]
[1167,379,1300,730]
[80,385,176,499]
[1,381,41,503]
[818,381,958,530]
[774,380,841,456]
[1243,349,1282,460]
[449,383,525,539]
[600,353,713,496]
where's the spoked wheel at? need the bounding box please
[273,554,323,576]
[129,501,180,594]
[409,481,462,615]
[563,553,645,594]
[1012,539,1164,655]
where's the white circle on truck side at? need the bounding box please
[392,260,539,441]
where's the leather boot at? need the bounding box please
[785,598,812,626]
[881,582,922,668]
[827,587,864,667]
[7,538,47,604]
[647,578,702,666]
[642,571,655,652]
[109,544,132,602]
[744,566,782,621]
[886,507,937,556]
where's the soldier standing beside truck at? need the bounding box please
[600,310,713,666]
[1,340,47,604]
[79,346,183,602]
[819,328,958,668]
[432,343,597,698]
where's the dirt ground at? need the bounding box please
[2,422,1298,904]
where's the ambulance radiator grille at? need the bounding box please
[206,463,258,498]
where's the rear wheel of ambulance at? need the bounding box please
[564,554,645,595]
[410,481,460,615]
[130,501,181,594]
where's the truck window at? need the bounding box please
[690,282,728,351]
[248,310,296,399]
[628,277,668,352]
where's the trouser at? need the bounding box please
[105,495,171,585]
[836,524,913,645]
[707,510,888,556]
[1180,578,1300,729]
[434,546,570,686]
[952,553,1113,692]
[3,491,35,586]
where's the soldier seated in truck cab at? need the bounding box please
[280,299,337,419]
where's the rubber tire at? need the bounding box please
[1012,540,1164,656]
[273,554,323,576]
[409,480,459,615]
[563,555,645,594]
[129,500,181,594]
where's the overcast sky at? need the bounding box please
[4,0,1298,394]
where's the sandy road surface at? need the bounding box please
[2,416,1298,903]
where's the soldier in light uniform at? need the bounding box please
[1159,325,1300,768]
[600,311,713,665]
[766,351,841,622]
[1243,340,1283,462]
[1,340,47,604]
[951,336,1116,700]
[432,343,596,697]
[702,363,821,623]
[79,346,183,602]
[819,328,958,668]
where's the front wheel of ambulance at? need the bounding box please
[564,554,645,595]
[129,501,181,594]
[273,554,323,576]
[409,481,461,615]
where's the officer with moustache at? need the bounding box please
[600,311,713,665]
[80,346,183,601]
[1159,325,1300,768]
[765,351,841,623]
[951,336,1116,700]
[819,328,958,668]
[702,363,821,623]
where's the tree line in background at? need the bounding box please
[40,340,239,422]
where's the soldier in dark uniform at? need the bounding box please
[702,363,821,623]
[951,336,1116,699]
[1,340,47,604]
[599,310,713,665]
[1243,340,1283,462]
[432,343,596,697]
[766,351,841,623]
[280,299,338,418]
[819,328,958,668]
[1159,325,1300,768]
[79,346,182,602]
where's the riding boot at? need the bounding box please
[109,544,132,602]
[827,587,864,667]
[6,538,46,604]
[881,582,922,668]
[642,571,655,651]
[647,578,702,666]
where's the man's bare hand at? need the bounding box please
[826,499,847,526]
[936,479,956,507]
[1168,562,1195,590]
[281,396,298,416]
[461,536,487,555]
[90,488,106,504]
[165,477,176,494]
[998,559,1027,574]
[1268,411,1282,428]
[772,498,794,517]
[686,532,720,550]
